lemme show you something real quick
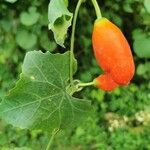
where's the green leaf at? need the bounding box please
[39,32,57,52]
[16,29,37,50]
[48,0,73,47]
[132,29,150,58]
[137,63,150,76]
[64,0,68,7]
[0,51,91,132]
[0,19,12,32]
[123,0,133,13]
[1,148,32,150]
[144,0,150,13]
[5,0,17,3]
[20,7,40,26]
[141,12,150,25]
[137,64,147,75]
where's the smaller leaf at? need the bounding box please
[48,0,73,47]
[137,63,150,76]
[141,12,150,25]
[0,20,12,32]
[20,7,40,26]
[39,32,57,52]
[144,0,150,13]
[132,29,150,58]
[123,1,133,13]
[64,0,68,7]
[16,29,37,50]
[1,148,32,150]
[5,0,17,3]
[137,64,147,75]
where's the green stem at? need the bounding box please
[45,129,60,150]
[78,81,95,87]
[70,0,84,85]
[91,0,102,19]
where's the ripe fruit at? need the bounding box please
[92,18,135,91]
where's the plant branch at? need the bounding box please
[70,0,84,85]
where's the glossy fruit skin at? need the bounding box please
[92,18,135,91]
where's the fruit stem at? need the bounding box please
[91,0,102,19]
[77,81,95,87]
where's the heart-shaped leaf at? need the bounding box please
[16,29,37,50]
[0,51,92,132]
[48,0,73,47]
[20,7,40,26]
[5,0,17,3]
[39,32,57,52]
[133,29,150,58]
[144,0,150,13]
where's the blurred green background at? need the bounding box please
[0,0,150,149]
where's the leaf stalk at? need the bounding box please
[45,129,60,150]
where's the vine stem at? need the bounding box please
[70,0,84,85]
[45,129,60,150]
[91,0,102,19]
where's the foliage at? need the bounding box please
[133,29,150,58]
[0,51,91,131]
[48,0,73,47]
[0,0,150,149]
